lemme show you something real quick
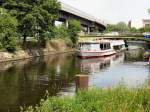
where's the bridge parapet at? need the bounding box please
[58,2,106,33]
[61,2,106,27]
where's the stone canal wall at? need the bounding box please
[0,39,74,62]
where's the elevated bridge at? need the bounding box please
[58,3,106,33]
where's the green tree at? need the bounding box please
[2,0,60,45]
[67,20,81,46]
[106,24,117,32]
[130,27,138,33]
[106,22,129,33]
[115,22,129,33]
[54,25,68,39]
[138,27,150,33]
[0,8,18,52]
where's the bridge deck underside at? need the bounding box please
[58,11,106,32]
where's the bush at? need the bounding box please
[49,21,81,48]
[4,37,18,52]
[55,25,69,39]
[0,8,18,52]
[68,20,81,47]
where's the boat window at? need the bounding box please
[107,44,111,49]
[100,44,104,50]
[100,43,111,50]
[104,44,107,50]
[82,43,91,51]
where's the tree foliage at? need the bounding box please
[68,20,81,46]
[115,22,129,33]
[0,8,18,51]
[1,0,61,44]
[106,22,129,33]
[130,27,138,33]
[106,24,117,32]
[54,25,68,39]
[0,0,81,51]
[138,27,150,33]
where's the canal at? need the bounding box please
[0,41,149,112]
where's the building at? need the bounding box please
[143,19,150,28]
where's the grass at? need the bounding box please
[22,86,150,112]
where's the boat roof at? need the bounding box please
[78,39,125,45]
[78,40,111,44]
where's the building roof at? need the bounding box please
[143,19,150,22]
[61,2,106,27]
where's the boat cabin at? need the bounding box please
[77,39,125,58]
[78,42,111,51]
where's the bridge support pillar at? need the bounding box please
[65,20,69,28]
[87,26,90,34]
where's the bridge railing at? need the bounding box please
[79,32,144,37]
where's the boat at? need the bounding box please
[76,39,126,58]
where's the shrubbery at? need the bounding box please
[0,8,18,52]
[23,86,150,112]
[54,20,81,47]
[0,0,61,51]
[54,25,68,39]
[68,20,81,46]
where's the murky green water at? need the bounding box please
[0,41,149,112]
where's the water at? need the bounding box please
[0,41,149,112]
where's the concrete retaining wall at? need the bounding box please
[0,39,74,62]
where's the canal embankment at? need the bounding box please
[0,39,74,62]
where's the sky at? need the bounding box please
[59,0,150,28]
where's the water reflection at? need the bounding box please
[78,53,124,74]
[78,51,149,88]
[124,48,145,62]
[0,53,78,112]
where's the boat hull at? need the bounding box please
[76,50,116,59]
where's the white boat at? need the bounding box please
[76,39,126,58]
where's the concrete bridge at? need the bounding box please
[57,3,106,33]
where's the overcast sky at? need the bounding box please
[59,0,150,28]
